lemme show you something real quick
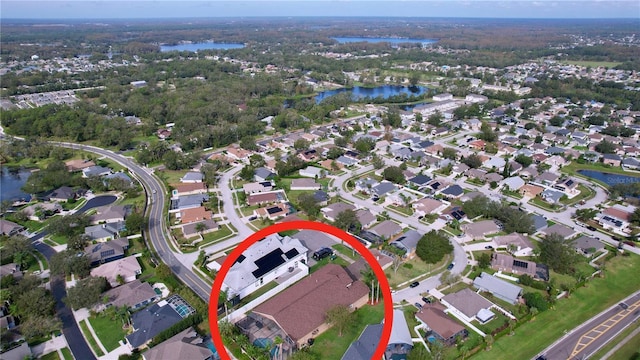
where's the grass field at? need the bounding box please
[79,319,105,357]
[608,331,640,360]
[60,347,74,360]
[88,315,127,352]
[563,60,622,68]
[470,253,640,360]
[306,303,385,359]
[590,323,640,360]
[40,351,61,360]
[385,254,450,288]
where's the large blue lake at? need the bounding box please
[160,42,245,52]
[577,170,640,187]
[314,85,426,103]
[332,37,436,45]
[1,166,33,202]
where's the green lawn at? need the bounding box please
[470,253,640,360]
[78,319,105,357]
[306,303,385,359]
[88,314,128,352]
[197,224,234,247]
[475,311,510,335]
[386,204,414,216]
[439,281,469,295]
[60,347,74,360]
[40,351,61,360]
[561,184,595,206]
[607,331,640,360]
[332,243,359,261]
[156,169,188,185]
[309,256,350,273]
[385,254,450,288]
[47,234,68,245]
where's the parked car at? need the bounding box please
[248,216,257,221]
[484,245,493,249]
[422,297,431,304]
[447,262,455,270]
[414,302,423,310]
[586,225,596,231]
[409,281,420,288]
[312,247,334,260]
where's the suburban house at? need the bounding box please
[65,159,96,172]
[0,263,23,280]
[84,222,125,241]
[408,174,432,188]
[127,295,195,349]
[171,183,208,198]
[254,167,276,182]
[251,264,369,348]
[321,202,356,222]
[242,182,273,194]
[84,237,130,266]
[473,272,523,304]
[90,205,129,224]
[440,185,464,198]
[290,178,321,191]
[82,165,112,178]
[441,288,495,324]
[390,230,423,258]
[182,219,219,239]
[371,182,397,198]
[355,209,377,229]
[91,256,142,287]
[22,202,62,221]
[412,198,447,217]
[142,327,216,360]
[387,190,419,207]
[49,186,75,202]
[341,309,412,360]
[102,279,159,310]
[256,203,290,220]
[602,153,622,167]
[553,178,579,196]
[0,220,24,236]
[171,194,209,212]
[542,224,578,239]
[574,236,605,255]
[461,220,500,240]
[299,166,326,179]
[369,220,403,240]
[355,178,378,194]
[246,190,285,207]
[415,303,468,345]
[540,189,564,204]
[500,176,525,191]
[179,206,213,224]
[223,234,308,300]
[493,233,535,257]
[491,253,549,281]
[180,172,204,183]
[519,184,545,198]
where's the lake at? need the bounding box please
[577,170,640,187]
[332,37,436,45]
[314,85,426,104]
[1,166,33,203]
[160,42,245,52]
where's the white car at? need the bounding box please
[152,189,157,194]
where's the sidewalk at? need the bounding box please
[31,333,69,358]
[74,308,109,356]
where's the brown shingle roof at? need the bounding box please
[252,264,369,343]
[415,303,466,340]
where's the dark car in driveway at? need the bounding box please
[422,297,432,304]
[409,281,419,288]
[447,262,455,270]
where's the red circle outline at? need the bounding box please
[208,220,393,360]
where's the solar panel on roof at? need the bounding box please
[236,254,246,264]
[284,248,299,259]
[513,259,529,269]
[267,206,282,215]
[100,249,116,258]
[252,249,286,278]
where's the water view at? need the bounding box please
[332,37,436,45]
[160,42,245,52]
[577,170,640,187]
[1,166,33,203]
[314,85,426,103]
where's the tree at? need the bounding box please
[441,147,457,160]
[462,154,483,169]
[409,72,421,86]
[391,254,404,274]
[477,253,492,269]
[478,122,497,142]
[126,211,148,234]
[325,305,353,337]
[155,263,172,279]
[20,316,61,340]
[428,112,443,127]
[14,286,56,319]
[529,307,539,320]
[293,138,310,151]
[67,234,90,251]
[407,345,431,360]
[50,251,91,278]
[353,138,376,156]
[65,276,109,310]
[371,154,385,169]
[326,147,345,160]
[239,136,258,151]
[416,231,453,264]
[595,139,616,154]
[539,233,579,274]
[238,165,255,181]
[334,209,362,234]
[382,166,405,184]
[297,192,320,218]
[514,154,533,168]
[248,154,266,168]
[116,274,125,285]
[523,292,548,312]
[461,195,490,218]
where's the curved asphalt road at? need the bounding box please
[54,142,213,300]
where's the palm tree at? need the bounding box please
[117,306,131,327]
[529,307,539,321]
[273,336,283,360]
[195,222,208,238]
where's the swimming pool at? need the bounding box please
[204,338,220,359]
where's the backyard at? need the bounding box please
[470,253,640,360]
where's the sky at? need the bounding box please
[2,0,639,19]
